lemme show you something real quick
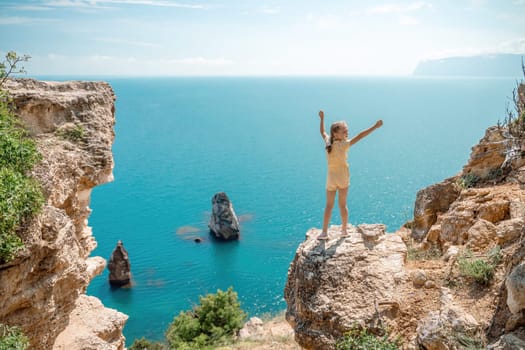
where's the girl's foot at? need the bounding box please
[340,231,349,238]
[318,232,329,240]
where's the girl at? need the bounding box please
[318,110,383,240]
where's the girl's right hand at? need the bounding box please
[319,110,324,119]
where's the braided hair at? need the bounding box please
[326,121,347,153]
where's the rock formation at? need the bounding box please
[287,189,525,349]
[53,295,128,350]
[0,79,127,349]
[506,263,525,314]
[285,84,525,350]
[237,315,299,349]
[462,126,509,179]
[239,317,265,340]
[209,192,241,240]
[285,224,407,350]
[108,240,131,287]
[412,179,461,241]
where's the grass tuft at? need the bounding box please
[336,326,400,350]
[0,323,29,350]
[457,247,501,285]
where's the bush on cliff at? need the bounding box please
[0,323,29,350]
[0,101,41,173]
[336,326,399,350]
[165,287,247,349]
[129,337,167,350]
[0,168,44,262]
[457,173,480,189]
[458,247,502,285]
[56,124,86,143]
[0,51,43,264]
[503,58,525,138]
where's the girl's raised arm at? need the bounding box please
[319,110,328,140]
[349,120,383,146]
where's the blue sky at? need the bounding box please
[1,0,524,76]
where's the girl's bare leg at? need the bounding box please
[338,187,349,236]
[321,190,337,238]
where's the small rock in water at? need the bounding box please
[194,238,202,243]
[108,240,131,287]
[208,192,241,240]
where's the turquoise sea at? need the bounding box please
[45,76,518,343]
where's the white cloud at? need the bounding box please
[160,57,234,66]
[47,53,67,60]
[367,4,399,14]
[399,15,419,25]
[45,53,234,66]
[10,5,51,11]
[367,1,432,14]
[28,53,237,75]
[43,0,111,9]
[306,13,346,31]
[0,16,32,24]
[101,0,207,9]
[42,0,208,9]
[467,0,487,7]
[0,16,55,24]
[90,54,114,61]
[497,38,525,53]
[259,6,280,15]
[94,37,160,48]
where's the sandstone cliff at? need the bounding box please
[285,85,525,349]
[0,79,127,349]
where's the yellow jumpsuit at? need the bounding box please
[324,136,351,191]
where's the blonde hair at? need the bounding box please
[326,121,347,153]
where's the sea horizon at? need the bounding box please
[33,74,523,80]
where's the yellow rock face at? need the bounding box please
[1,79,127,350]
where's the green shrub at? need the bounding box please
[0,51,44,264]
[129,337,167,350]
[56,124,85,143]
[166,287,247,349]
[0,96,41,174]
[0,51,30,88]
[0,166,44,263]
[457,174,480,189]
[504,60,525,138]
[0,324,29,350]
[451,331,485,350]
[460,259,494,284]
[336,326,399,350]
[457,247,501,285]
[487,168,503,181]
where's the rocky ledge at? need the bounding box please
[0,79,127,349]
[285,85,525,350]
[285,224,408,349]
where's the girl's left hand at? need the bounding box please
[375,120,383,128]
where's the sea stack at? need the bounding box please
[209,192,241,240]
[108,240,131,287]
